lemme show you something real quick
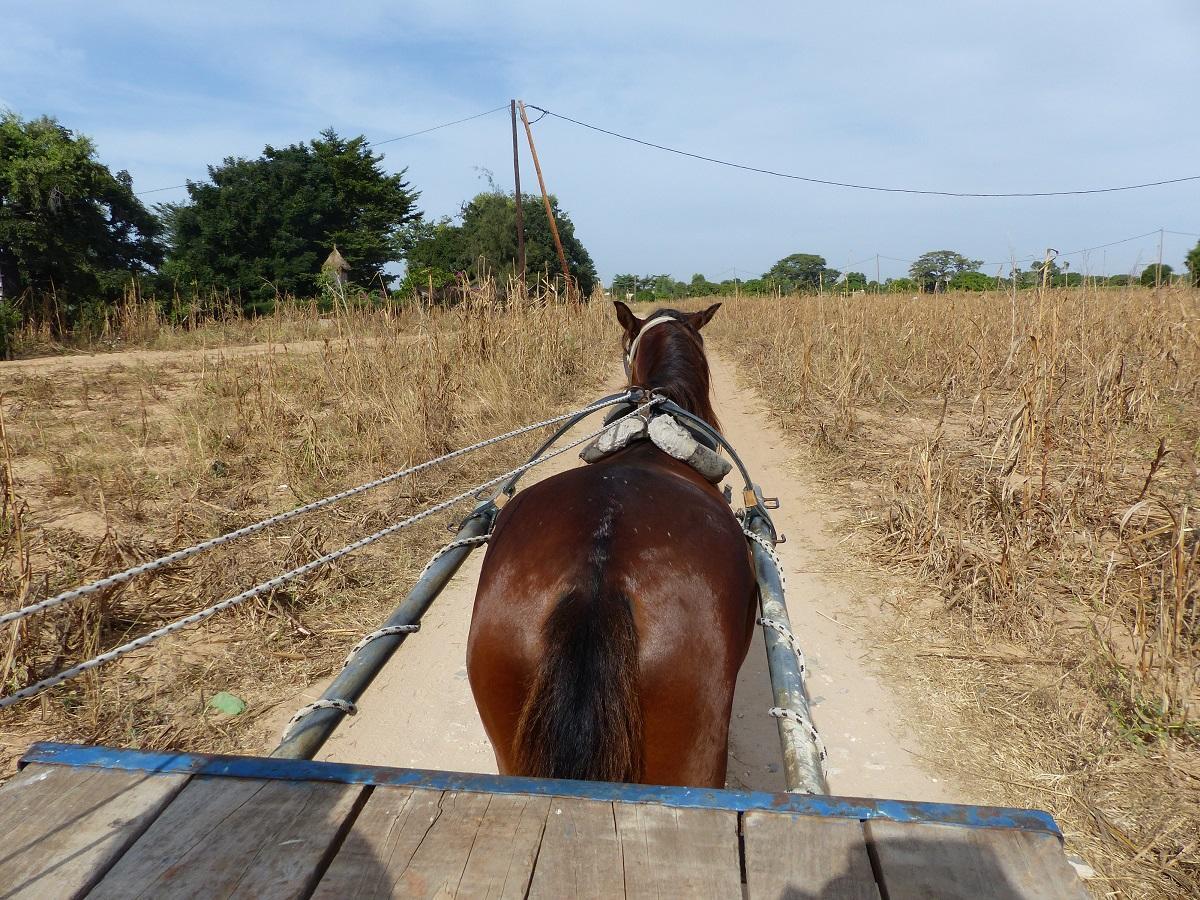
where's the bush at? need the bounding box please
[0,299,21,359]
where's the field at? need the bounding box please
[1,284,1198,897]
[0,289,614,768]
[707,285,1199,899]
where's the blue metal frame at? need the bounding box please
[21,742,1060,838]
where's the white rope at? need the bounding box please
[282,698,357,741]
[289,533,491,746]
[743,527,787,593]
[768,707,829,767]
[757,617,806,675]
[744,523,828,782]
[341,625,421,669]
[0,399,662,710]
[0,393,635,628]
[411,534,490,585]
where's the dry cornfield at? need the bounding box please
[0,284,615,770]
[3,281,1199,897]
[708,285,1199,899]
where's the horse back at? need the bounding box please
[467,448,757,785]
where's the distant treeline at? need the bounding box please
[614,250,1196,301]
[0,111,596,347]
[2,109,1198,353]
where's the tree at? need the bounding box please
[689,273,719,295]
[162,130,419,306]
[949,271,993,291]
[885,277,918,293]
[611,274,639,297]
[405,191,596,295]
[842,271,867,292]
[1140,263,1174,286]
[0,112,162,323]
[1186,240,1200,287]
[763,253,839,293]
[908,250,983,292]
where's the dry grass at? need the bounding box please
[707,285,1199,898]
[0,284,614,772]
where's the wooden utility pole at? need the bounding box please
[517,101,572,294]
[1040,248,1057,294]
[1156,227,1164,288]
[875,254,881,293]
[510,101,526,281]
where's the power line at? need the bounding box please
[133,104,508,197]
[527,105,1200,199]
[368,104,508,147]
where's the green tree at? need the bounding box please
[688,273,719,295]
[908,250,983,292]
[842,271,868,292]
[763,253,839,293]
[162,130,419,306]
[1186,240,1200,287]
[885,277,918,293]
[0,112,162,324]
[949,271,993,291]
[1140,263,1174,286]
[611,274,639,297]
[405,191,596,295]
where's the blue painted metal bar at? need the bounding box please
[20,741,1062,838]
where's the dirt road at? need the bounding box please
[268,355,974,803]
[3,336,344,375]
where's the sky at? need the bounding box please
[3,1,1199,284]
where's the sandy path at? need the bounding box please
[268,355,974,803]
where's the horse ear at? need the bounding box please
[613,301,643,337]
[688,303,722,331]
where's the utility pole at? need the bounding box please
[1156,227,1164,288]
[1040,248,1058,294]
[875,254,881,293]
[517,101,572,296]
[510,101,526,282]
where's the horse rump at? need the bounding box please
[514,588,643,782]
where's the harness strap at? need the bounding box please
[624,315,676,375]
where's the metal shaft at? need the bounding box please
[747,511,827,794]
[272,504,498,760]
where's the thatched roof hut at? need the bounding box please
[322,246,349,286]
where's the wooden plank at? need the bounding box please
[615,803,742,899]
[313,787,443,899]
[457,793,552,899]
[88,775,363,899]
[867,821,1089,900]
[389,791,492,897]
[743,810,880,900]
[318,788,510,898]
[0,763,187,900]
[526,797,624,898]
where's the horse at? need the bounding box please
[465,301,758,787]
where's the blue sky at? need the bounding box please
[3,1,1198,283]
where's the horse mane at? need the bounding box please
[634,308,720,431]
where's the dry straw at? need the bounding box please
[708,282,1199,899]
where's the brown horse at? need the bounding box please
[466,301,757,787]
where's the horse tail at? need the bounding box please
[514,588,643,782]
